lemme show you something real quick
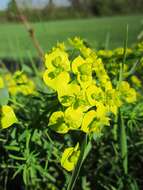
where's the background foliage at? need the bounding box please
[0,38,143,190]
[0,0,143,22]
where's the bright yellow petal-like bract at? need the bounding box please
[118,81,137,103]
[72,56,93,88]
[86,84,105,106]
[45,49,70,72]
[81,110,96,133]
[98,50,113,58]
[114,47,132,57]
[49,107,84,133]
[77,74,93,89]
[43,70,70,91]
[81,104,110,134]
[69,37,84,49]
[0,77,4,88]
[48,111,69,134]
[72,56,85,74]
[58,83,80,107]
[64,106,84,130]
[61,143,80,171]
[0,105,18,129]
[105,89,121,115]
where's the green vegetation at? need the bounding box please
[0,36,143,190]
[0,15,142,59]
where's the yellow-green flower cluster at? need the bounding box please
[136,41,143,53]
[97,50,113,58]
[97,48,132,59]
[44,38,136,134]
[0,77,4,88]
[3,71,35,95]
[43,37,137,171]
[114,47,132,57]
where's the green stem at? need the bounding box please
[113,113,118,142]
[119,109,128,175]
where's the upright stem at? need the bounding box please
[119,109,128,175]
[13,0,44,59]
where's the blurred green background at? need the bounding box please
[0,0,143,59]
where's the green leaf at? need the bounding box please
[9,154,26,161]
[4,145,20,152]
[23,165,29,185]
[12,165,24,179]
[0,88,9,106]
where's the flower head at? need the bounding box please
[0,105,18,129]
[118,81,136,103]
[61,143,80,171]
[81,104,110,134]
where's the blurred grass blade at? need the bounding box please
[123,25,128,65]
[105,31,110,50]
[124,59,141,78]
[4,145,20,152]
[9,154,26,161]
[119,25,128,84]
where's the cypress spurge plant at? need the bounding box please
[43,37,137,189]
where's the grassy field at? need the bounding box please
[0,15,142,59]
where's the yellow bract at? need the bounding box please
[3,72,35,95]
[43,47,71,91]
[49,106,84,133]
[58,83,80,107]
[118,81,136,103]
[43,70,70,91]
[81,104,110,133]
[69,37,84,49]
[80,46,92,57]
[105,89,121,115]
[72,56,85,74]
[0,77,4,88]
[0,105,18,129]
[81,110,96,133]
[114,48,132,56]
[64,106,84,130]
[86,84,104,106]
[98,50,113,58]
[45,49,70,72]
[49,111,69,134]
[61,143,80,171]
